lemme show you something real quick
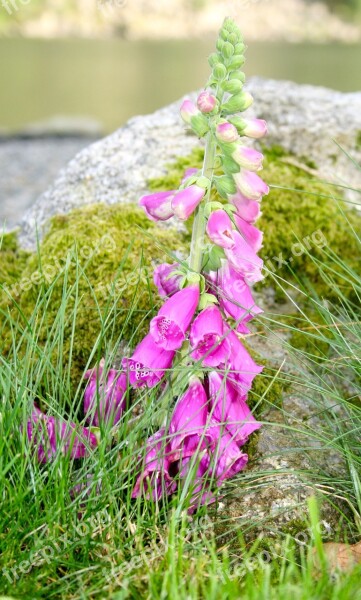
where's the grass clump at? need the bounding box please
[0,203,187,392]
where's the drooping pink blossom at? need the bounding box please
[153,263,181,298]
[84,360,127,427]
[206,209,235,249]
[209,371,261,445]
[234,170,269,201]
[225,230,264,284]
[139,190,175,222]
[26,407,98,464]
[232,145,264,171]
[205,420,248,482]
[221,327,263,393]
[122,334,175,388]
[171,185,206,221]
[168,377,210,459]
[132,429,176,500]
[197,91,217,114]
[216,262,262,334]
[150,285,200,351]
[189,305,230,367]
[216,121,239,143]
[230,193,262,224]
[234,213,263,252]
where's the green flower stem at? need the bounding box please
[189,132,217,273]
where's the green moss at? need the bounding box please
[0,204,187,390]
[149,146,361,301]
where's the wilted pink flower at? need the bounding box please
[132,429,176,500]
[234,170,269,201]
[190,305,230,367]
[150,285,200,350]
[122,334,175,388]
[181,167,199,184]
[172,185,206,221]
[205,420,248,482]
[225,231,263,284]
[180,99,199,124]
[234,213,263,252]
[26,407,98,464]
[153,263,181,298]
[242,118,268,139]
[232,145,263,171]
[168,377,210,459]
[206,209,235,249]
[222,327,263,393]
[197,90,217,113]
[230,193,262,224]
[217,262,262,334]
[139,190,175,222]
[84,360,127,427]
[209,371,261,444]
[216,121,239,143]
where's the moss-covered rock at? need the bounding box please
[0,204,188,390]
[149,146,361,301]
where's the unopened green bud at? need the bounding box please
[228,55,245,70]
[228,115,246,134]
[220,28,229,41]
[214,175,236,198]
[229,71,246,83]
[198,292,219,311]
[204,201,224,218]
[222,79,243,94]
[190,114,209,137]
[208,52,221,68]
[213,63,227,80]
[222,41,234,59]
[228,32,240,45]
[234,42,246,55]
[222,91,253,114]
[216,38,225,52]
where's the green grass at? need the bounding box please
[1,160,361,598]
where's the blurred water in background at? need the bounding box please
[1,38,361,134]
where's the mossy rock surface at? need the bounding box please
[0,204,187,391]
[149,146,361,301]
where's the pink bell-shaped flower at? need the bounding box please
[139,190,175,222]
[221,327,263,394]
[206,209,235,249]
[153,263,181,298]
[234,170,269,201]
[230,193,262,224]
[209,371,261,445]
[26,407,98,464]
[150,285,200,351]
[216,262,262,334]
[189,305,230,367]
[84,360,127,427]
[225,231,264,284]
[171,185,206,221]
[122,333,175,388]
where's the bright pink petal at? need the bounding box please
[189,305,230,367]
[150,285,200,350]
[171,185,206,221]
[139,190,175,222]
[234,213,263,252]
[206,209,235,249]
[234,171,269,201]
[153,263,181,298]
[225,231,263,284]
[230,193,262,224]
[122,334,175,388]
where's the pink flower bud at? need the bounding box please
[139,190,175,222]
[180,99,199,124]
[197,91,217,114]
[171,184,206,221]
[232,145,264,171]
[242,118,268,139]
[216,122,239,143]
[150,285,200,351]
[233,170,269,201]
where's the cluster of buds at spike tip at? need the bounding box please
[33,18,269,511]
